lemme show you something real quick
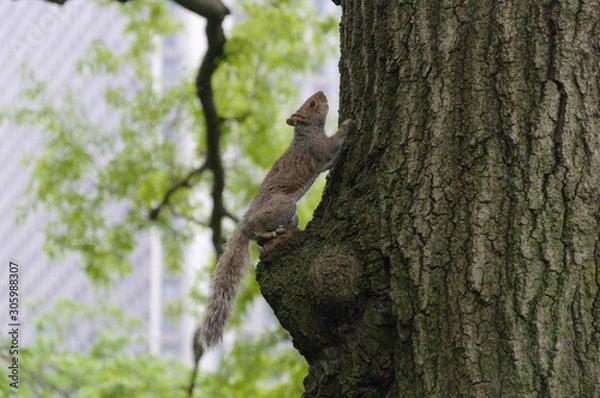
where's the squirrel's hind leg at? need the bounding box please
[245,194,297,242]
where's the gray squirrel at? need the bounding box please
[199,91,355,349]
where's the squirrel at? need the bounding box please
[198,91,355,350]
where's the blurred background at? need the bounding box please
[0,0,340,396]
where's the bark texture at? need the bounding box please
[258,1,600,396]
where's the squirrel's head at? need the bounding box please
[286,91,329,127]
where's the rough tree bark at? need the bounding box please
[258,1,600,397]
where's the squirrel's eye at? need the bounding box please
[309,101,316,107]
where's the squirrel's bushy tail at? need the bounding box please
[200,227,250,349]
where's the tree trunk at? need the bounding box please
[257,1,600,396]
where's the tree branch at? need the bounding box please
[186,8,229,396]
[172,0,230,21]
[170,209,209,228]
[148,163,208,221]
[29,0,128,4]
[196,17,227,256]
[223,208,239,223]
[29,0,229,20]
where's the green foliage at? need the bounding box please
[7,0,196,284]
[0,299,190,397]
[0,0,338,394]
[0,299,307,397]
[196,328,308,397]
[2,0,337,284]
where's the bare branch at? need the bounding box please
[186,7,229,393]
[148,163,208,221]
[187,326,204,397]
[223,209,239,223]
[29,0,229,20]
[195,16,227,256]
[170,209,209,228]
[172,0,230,21]
[30,0,128,4]
[43,0,67,4]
